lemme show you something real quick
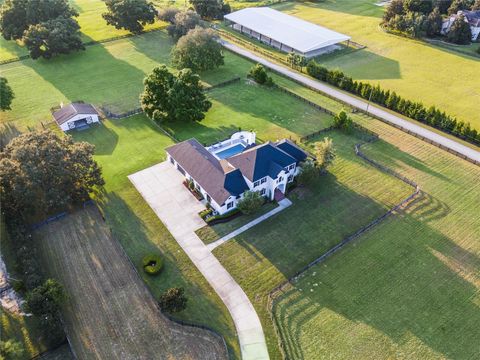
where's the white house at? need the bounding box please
[441,10,480,41]
[52,102,100,132]
[224,7,351,58]
[165,131,309,215]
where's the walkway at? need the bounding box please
[222,41,480,164]
[128,162,269,360]
[208,198,292,251]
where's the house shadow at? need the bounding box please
[276,210,480,359]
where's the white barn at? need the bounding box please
[224,7,351,58]
[52,102,100,132]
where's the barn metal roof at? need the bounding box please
[224,7,350,53]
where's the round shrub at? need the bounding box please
[142,254,163,275]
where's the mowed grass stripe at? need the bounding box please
[273,116,480,359]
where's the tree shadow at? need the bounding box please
[127,30,174,65]
[70,122,119,155]
[21,34,148,116]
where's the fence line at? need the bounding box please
[266,127,421,359]
[0,26,167,66]
[95,203,230,359]
[30,200,94,230]
[204,76,241,91]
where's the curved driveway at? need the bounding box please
[223,42,480,164]
[129,162,269,360]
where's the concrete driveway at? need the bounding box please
[129,161,269,360]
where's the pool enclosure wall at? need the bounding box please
[206,131,256,159]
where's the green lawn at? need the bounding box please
[0,0,165,62]
[212,129,413,358]
[195,202,279,245]
[166,81,333,144]
[273,114,480,359]
[70,116,240,358]
[0,31,257,132]
[270,0,480,130]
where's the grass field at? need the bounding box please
[273,114,480,359]
[0,0,165,62]
[211,128,413,358]
[270,0,480,130]
[35,205,226,359]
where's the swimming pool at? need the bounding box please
[215,144,246,159]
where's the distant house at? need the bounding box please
[52,102,100,132]
[165,131,308,215]
[224,7,351,58]
[441,10,480,41]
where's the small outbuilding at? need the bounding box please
[224,7,351,58]
[52,102,100,132]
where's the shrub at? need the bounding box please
[159,287,188,313]
[248,64,273,86]
[333,110,353,131]
[314,137,336,173]
[205,208,240,223]
[142,254,163,275]
[199,208,213,219]
[237,191,264,215]
[297,160,317,186]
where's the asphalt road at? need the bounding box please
[223,42,480,165]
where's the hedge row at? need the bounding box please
[205,208,241,224]
[306,60,480,145]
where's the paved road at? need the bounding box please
[129,162,270,360]
[223,42,480,164]
[208,199,292,251]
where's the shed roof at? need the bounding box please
[224,7,350,53]
[52,103,98,125]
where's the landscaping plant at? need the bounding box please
[237,190,264,215]
[159,287,188,313]
[142,254,163,275]
[248,63,273,86]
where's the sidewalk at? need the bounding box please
[129,162,270,360]
[208,199,292,251]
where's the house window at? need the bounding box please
[288,175,293,182]
[170,157,175,165]
[227,202,234,209]
[253,180,260,187]
[206,194,211,203]
[278,177,283,183]
[261,177,267,184]
[260,188,266,196]
[289,164,295,170]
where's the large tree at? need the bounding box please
[102,0,156,34]
[0,0,78,40]
[448,0,474,14]
[383,0,405,23]
[171,27,223,71]
[0,130,104,217]
[189,0,229,20]
[140,65,211,123]
[425,7,443,36]
[166,10,201,41]
[314,137,336,173]
[0,77,14,111]
[404,0,433,14]
[447,14,472,43]
[23,17,84,59]
[157,6,180,24]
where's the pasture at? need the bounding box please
[35,205,226,359]
[272,113,480,359]
[272,0,480,130]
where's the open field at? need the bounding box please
[273,114,480,359]
[166,81,333,144]
[35,205,226,359]
[212,129,413,358]
[270,0,480,130]
[0,0,165,62]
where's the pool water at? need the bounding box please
[215,144,246,159]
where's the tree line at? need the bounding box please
[0,0,230,60]
[306,60,479,144]
[383,0,480,44]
